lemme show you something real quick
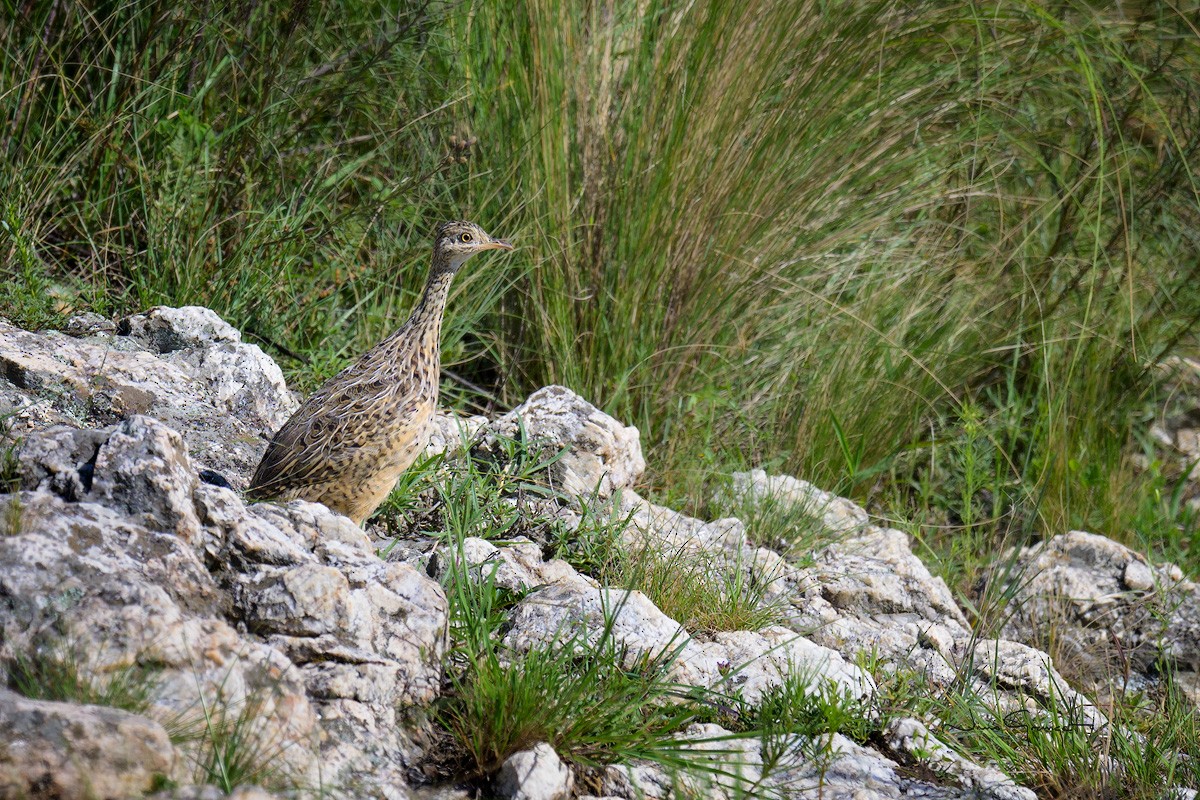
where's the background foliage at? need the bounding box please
[3,0,1200,580]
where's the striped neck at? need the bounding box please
[409,268,456,334]
[380,266,455,379]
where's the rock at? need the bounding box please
[487,385,645,501]
[0,688,177,799]
[425,411,488,457]
[0,310,297,485]
[600,761,673,799]
[503,581,873,705]
[721,468,1107,769]
[769,732,927,798]
[885,718,1036,800]
[15,425,107,501]
[727,469,870,534]
[91,415,203,544]
[0,491,322,787]
[63,311,116,337]
[432,536,585,594]
[151,786,288,800]
[118,306,297,439]
[952,638,1107,733]
[118,306,242,352]
[15,416,204,544]
[618,489,748,555]
[208,498,448,791]
[992,530,1200,679]
[0,479,451,797]
[677,723,763,798]
[781,533,967,688]
[493,743,574,800]
[602,723,1031,800]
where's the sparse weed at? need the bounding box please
[187,692,298,794]
[435,536,703,778]
[374,425,563,551]
[168,665,305,795]
[0,416,23,534]
[5,640,159,714]
[754,676,878,744]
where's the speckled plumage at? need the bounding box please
[247,221,512,525]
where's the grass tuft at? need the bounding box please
[5,640,158,714]
[435,534,701,777]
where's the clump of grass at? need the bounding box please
[0,421,22,536]
[551,504,782,634]
[185,693,299,794]
[167,665,307,795]
[749,674,878,745]
[373,424,563,556]
[5,640,158,714]
[1,412,23,494]
[434,536,702,777]
[617,542,783,635]
[459,0,1200,546]
[438,628,697,774]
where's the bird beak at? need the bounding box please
[487,238,514,251]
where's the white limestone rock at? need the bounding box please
[502,581,873,705]
[487,385,645,501]
[0,688,178,799]
[494,743,574,800]
[885,718,1036,800]
[0,310,297,485]
[992,530,1200,677]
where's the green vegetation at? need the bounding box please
[386,430,783,632]
[4,0,1199,560]
[4,638,300,793]
[901,667,1200,799]
[181,690,300,795]
[163,664,309,795]
[6,0,1200,796]
[436,552,697,775]
[5,639,158,714]
[551,504,785,633]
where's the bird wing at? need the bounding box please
[247,366,430,498]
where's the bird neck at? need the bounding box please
[405,266,456,347]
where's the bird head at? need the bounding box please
[434,220,513,272]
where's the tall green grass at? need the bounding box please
[4,0,1200,561]
[0,0,503,392]
[455,0,1200,546]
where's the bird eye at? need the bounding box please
[460,232,473,243]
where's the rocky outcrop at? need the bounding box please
[0,309,454,798]
[989,530,1200,683]
[1,306,1190,799]
[720,469,1111,738]
[486,385,645,501]
[0,308,296,485]
[0,688,176,799]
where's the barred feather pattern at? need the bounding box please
[247,267,452,525]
